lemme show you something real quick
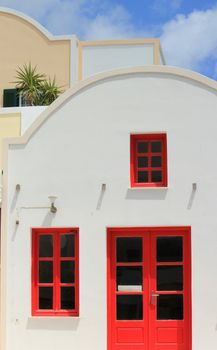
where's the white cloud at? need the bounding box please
[44,1,150,39]
[0,0,149,38]
[0,0,58,19]
[160,7,217,70]
[152,0,182,14]
[83,5,149,40]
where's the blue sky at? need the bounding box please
[1,0,217,79]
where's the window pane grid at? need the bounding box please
[156,262,183,266]
[137,167,162,171]
[156,291,183,295]
[131,134,167,187]
[116,262,143,267]
[32,229,79,316]
[115,237,144,321]
[136,140,163,184]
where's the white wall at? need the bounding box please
[4,72,217,350]
[0,106,47,134]
[82,44,154,79]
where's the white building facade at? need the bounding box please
[1,66,217,350]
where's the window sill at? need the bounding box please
[28,316,82,320]
[128,187,168,190]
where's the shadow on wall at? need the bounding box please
[41,211,56,226]
[11,211,56,241]
[187,185,197,210]
[125,188,168,200]
[26,317,80,331]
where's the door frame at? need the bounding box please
[107,227,192,350]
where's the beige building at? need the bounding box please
[0,9,72,107]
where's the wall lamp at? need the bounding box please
[48,196,57,213]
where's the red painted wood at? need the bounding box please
[32,227,79,317]
[107,227,191,350]
[130,134,167,187]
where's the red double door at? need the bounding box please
[107,227,191,350]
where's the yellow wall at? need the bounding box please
[0,113,21,167]
[0,12,71,106]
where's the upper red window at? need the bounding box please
[32,228,79,316]
[130,134,167,187]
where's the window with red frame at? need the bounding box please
[32,228,79,316]
[130,134,167,187]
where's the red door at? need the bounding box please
[107,227,191,350]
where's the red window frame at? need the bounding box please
[32,228,79,316]
[130,133,167,187]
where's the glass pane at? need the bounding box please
[39,235,53,257]
[117,295,143,320]
[39,287,53,309]
[61,287,75,309]
[157,237,183,262]
[117,237,142,262]
[138,156,148,168]
[138,171,148,183]
[151,141,162,153]
[157,266,183,291]
[151,171,162,182]
[61,261,75,283]
[39,261,53,283]
[117,266,142,291]
[151,156,162,168]
[157,295,183,320]
[137,141,148,153]
[61,234,74,257]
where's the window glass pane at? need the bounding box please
[117,237,142,262]
[138,156,148,168]
[151,171,162,182]
[39,261,53,283]
[39,235,53,257]
[157,266,183,291]
[157,295,183,320]
[39,287,53,309]
[61,287,75,309]
[138,171,148,183]
[151,156,162,168]
[61,261,75,283]
[117,295,143,320]
[117,266,142,291]
[137,141,148,153]
[151,141,162,153]
[157,237,183,262]
[61,234,74,257]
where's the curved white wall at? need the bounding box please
[4,72,217,350]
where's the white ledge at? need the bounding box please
[128,187,168,190]
[28,316,82,320]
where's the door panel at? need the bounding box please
[107,228,191,350]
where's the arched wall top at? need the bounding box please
[4,65,217,149]
[0,7,75,41]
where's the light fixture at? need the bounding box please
[48,196,57,213]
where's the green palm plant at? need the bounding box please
[14,63,46,106]
[36,77,63,106]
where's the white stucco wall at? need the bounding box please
[3,70,217,350]
[0,106,47,134]
[82,44,154,79]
